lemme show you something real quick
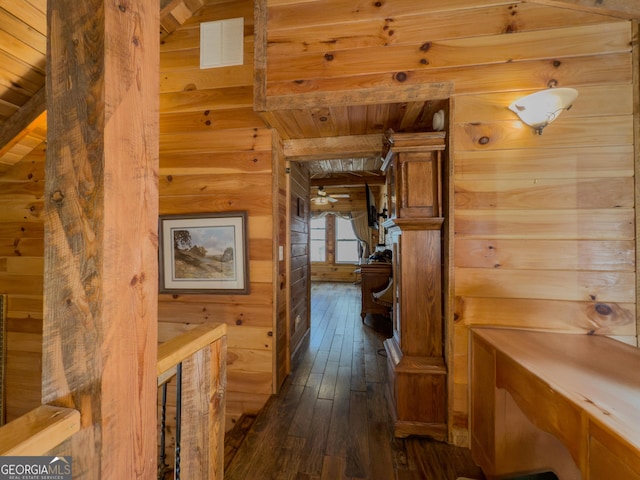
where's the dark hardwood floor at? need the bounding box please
[224,282,485,480]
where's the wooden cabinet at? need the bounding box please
[359,262,392,321]
[383,131,444,220]
[382,132,447,440]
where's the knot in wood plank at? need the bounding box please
[51,190,65,204]
[594,303,612,316]
[394,72,407,82]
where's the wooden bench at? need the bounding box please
[470,327,640,480]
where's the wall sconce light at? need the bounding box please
[508,88,578,135]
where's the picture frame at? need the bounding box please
[159,212,249,294]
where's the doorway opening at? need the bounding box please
[275,98,452,418]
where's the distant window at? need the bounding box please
[335,217,359,263]
[310,217,326,262]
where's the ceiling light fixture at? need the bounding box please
[508,88,578,135]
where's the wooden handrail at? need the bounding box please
[0,323,225,467]
[157,322,227,381]
[0,405,80,456]
[157,321,227,479]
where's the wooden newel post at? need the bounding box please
[43,0,159,477]
[180,337,227,479]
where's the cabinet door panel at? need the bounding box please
[398,151,441,218]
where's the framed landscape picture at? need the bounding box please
[159,212,249,294]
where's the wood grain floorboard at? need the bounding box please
[298,397,332,477]
[225,282,485,480]
[224,414,256,470]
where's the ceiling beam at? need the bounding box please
[310,176,385,188]
[0,86,46,153]
[284,134,383,162]
[160,0,204,38]
[527,0,640,19]
[264,82,453,112]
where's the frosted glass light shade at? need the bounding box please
[508,88,578,134]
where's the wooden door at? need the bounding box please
[288,163,311,360]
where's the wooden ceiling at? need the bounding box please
[272,99,448,181]
[2,0,639,177]
[0,0,46,128]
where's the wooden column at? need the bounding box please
[382,132,447,440]
[43,0,159,477]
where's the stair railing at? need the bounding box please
[0,322,226,480]
[157,322,227,480]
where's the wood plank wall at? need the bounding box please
[0,146,45,422]
[264,0,638,446]
[159,0,276,429]
[288,163,311,357]
[0,0,279,431]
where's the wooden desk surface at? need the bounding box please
[472,328,640,479]
[473,328,640,453]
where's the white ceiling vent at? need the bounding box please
[200,18,244,69]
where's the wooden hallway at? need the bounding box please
[224,282,484,480]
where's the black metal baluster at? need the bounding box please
[158,382,169,480]
[175,363,183,480]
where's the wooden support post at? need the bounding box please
[180,337,227,479]
[43,0,159,477]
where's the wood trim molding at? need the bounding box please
[383,217,444,231]
[263,82,453,112]
[309,176,385,187]
[283,134,384,161]
[633,21,640,341]
[254,0,268,112]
